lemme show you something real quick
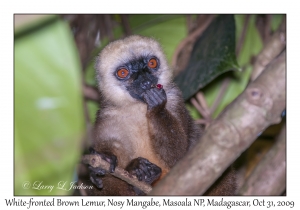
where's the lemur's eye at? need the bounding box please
[116,68,129,79]
[148,58,158,69]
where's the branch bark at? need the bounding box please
[149,50,286,195]
[83,84,100,102]
[251,17,286,81]
[81,154,152,194]
[238,123,286,195]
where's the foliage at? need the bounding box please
[175,15,240,100]
[14,16,84,195]
[202,15,264,118]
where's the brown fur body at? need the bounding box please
[94,82,200,173]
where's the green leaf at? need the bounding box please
[14,16,85,195]
[174,15,240,100]
[202,15,263,118]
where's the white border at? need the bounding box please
[2,0,299,209]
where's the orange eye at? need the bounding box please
[148,58,158,69]
[116,68,129,78]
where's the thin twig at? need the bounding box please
[120,15,132,36]
[195,92,210,116]
[209,77,230,116]
[236,15,251,56]
[263,15,272,44]
[186,15,195,34]
[103,15,114,41]
[83,84,100,102]
[251,16,286,81]
[256,15,272,45]
[195,119,211,128]
[171,15,215,69]
[190,98,209,119]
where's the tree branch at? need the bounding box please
[149,50,286,195]
[190,97,210,119]
[120,15,132,36]
[81,154,152,194]
[238,123,286,195]
[83,84,100,102]
[251,17,286,81]
[209,77,230,116]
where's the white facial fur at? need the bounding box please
[95,35,172,106]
